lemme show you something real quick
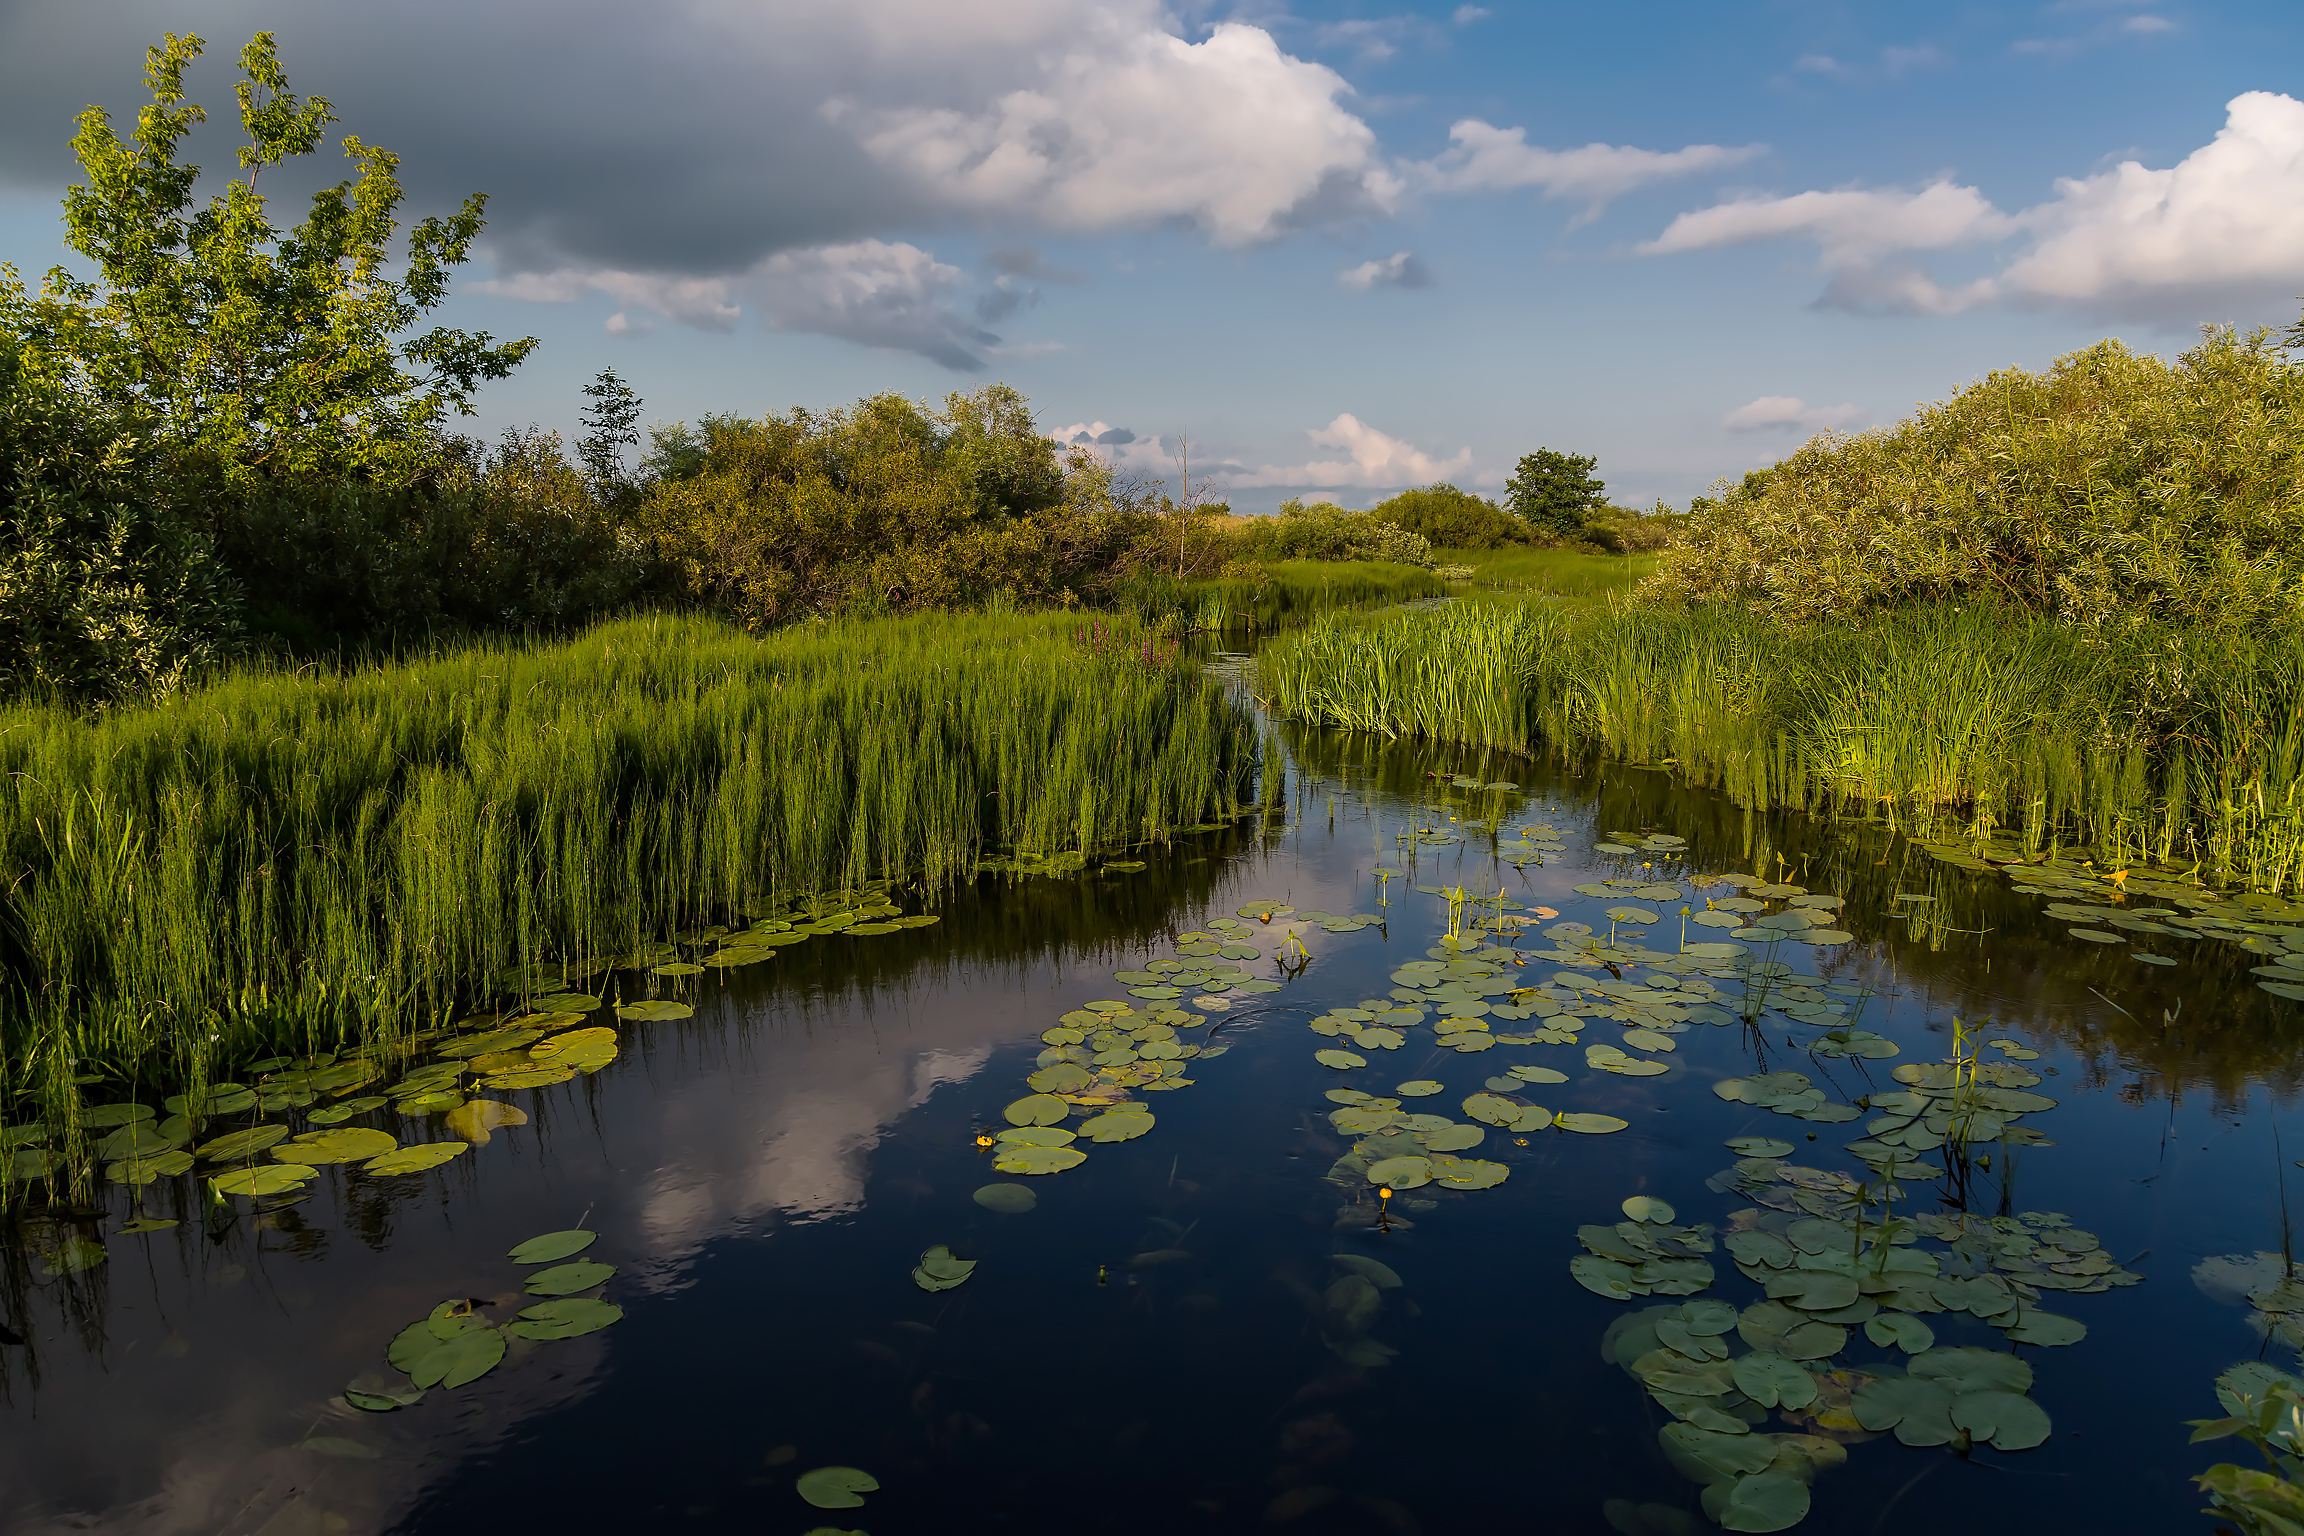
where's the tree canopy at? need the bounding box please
[1506,449,1606,538]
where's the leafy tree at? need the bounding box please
[1371,483,1525,549]
[578,368,643,493]
[1506,449,1607,538]
[0,31,535,490]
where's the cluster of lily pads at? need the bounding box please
[1916,836,2304,997]
[345,1227,622,1410]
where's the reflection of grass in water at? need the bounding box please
[1257,598,2304,895]
[0,610,1255,1125]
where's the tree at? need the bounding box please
[0,31,535,490]
[1506,449,1607,538]
[1371,483,1525,549]
[578,367,643,492]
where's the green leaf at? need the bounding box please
[1909,1345,2033,1396]
[1704,1471,1812,1533]
[1622,1196,1676,1224]
[992,1143,1085,1175]
[1079,1111,1154,1143]
[1732,1352,1819,1410]
[505,1297,624,1340]
[796,1467,880,1510]
[1950,1389,2053,1451]
[614,1000,693,1022]
[525,1260,615,1296]
[1003,1094,1070,1128]
[1865,1313,1937,1353]
[508,1229,597,1264]
[1852,1376,1959,1446]
[415,1327,506,1390]
[211,1163,313,1197]
[364,1142,467,1176]
[972,1184,1036,1214]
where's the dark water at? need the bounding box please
[4,708,2300,1536]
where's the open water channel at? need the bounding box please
[4,663,2303,1536]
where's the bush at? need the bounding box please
[1236,499,1433,566]
[1371,483,1526,549]
[1648,328,2304,629]
[1578,503,1682,555]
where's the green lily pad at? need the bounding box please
[1622,1196,1676,1224]
[996,1126,1075,1146]
[1366,1155,1434,1190]
[1909,1345,2032,1396]
[1865,1313,1937,1353]
[2003,1310,2087,1347]
[1725,1137,1795,1157]
[306,1097,388,1126]
[1315,1050,1368,1070]
[211,1164,314,1197]
[1420,1124,1486,1151]
[344,1371,425,1412]
[1555,1113,1630,1134]
[275,1128,398,1165]
[1731,1351,1818,1409]
[414,1326,506,1389]
[1393,1080,1445,1098]
[81,1103,156,1129]
[1950,1389,2053,1450]
[1003,1094,1071,1127]
[973,1184,1037,1213]
[1027,1063,1094,1093]
[1704,1471,1811,1533]
[1852,1376,1959,1446]
[1777,1320,1847,1359]
[1079,1111,1154,1143]
[532,993,602,1012]
[1571,1255,1639,1299]
[993,1143,1086,1175]
[364,1142,468,1176]
[525,1260,616,1296]
[796,1466,880,1510]
[509,1229,598,1264]
[505,1297,624,1340]
[615,1000,694,1022]
[1509,1065,1570,1085]
[1430,1156,1508,1189]
[913,1245,977,1292]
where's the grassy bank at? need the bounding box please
[1431,547,1658,601]
[1255,596,2304,893]
[1125,558,1445,633]
[1,611,1257,1117]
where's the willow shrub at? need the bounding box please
[0,610,1256,1117]
[1648,328,2304,629]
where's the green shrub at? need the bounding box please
[1237,498,1433,566]
[1649,327,2304,629]
[1371,483,1526,549]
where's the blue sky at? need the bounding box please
[3,0,2300,511]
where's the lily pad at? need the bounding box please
[2003,1310,2087,1347]
[1315,1049,1367,1070]
[413,1327,506,1390]
[1910,1345,2032,1396]
[509,1229,597,1264]
[973,1184,1037,1214]
[211,1164,313,1197]
[525,1260,616,1296]
[1950,1389,2053,1451]
[1732,1352,1819,1410]
[1704,1471,1811,1533]
[993,1143,1086,1175]
[1555,1113,1630,1135]
[364,1142,468,1176]
[1777,1321,1847,1359]
[1852,1376,1959,1446]
[912,1244,977,1291]
[1080,1111,1154,1143]
[1003,1094,1070,1127]
[1865,1313,1937,1353]
[1510,1065,1570,1085]
[275,1127,399,1165]
[1367,1155,1434,1190]
[1622,1196,1677,1224]
[344,1371,425,1412]
[1725,1137,1795,1157]
[614,1000,694,1022]
[505,1296,624,1340]
[1394,1080,1445,1097]
[796,1467,880,1510]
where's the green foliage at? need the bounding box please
[1237,498,1433,566]
[0,32,535,490]
[577,368,643,498]
[632,385,1128,627]
[1371,483,1525,549]
[0,610,1255,1108]
[1506,449,1607,539]
[0,342,244,700]
[2192,1363,2304,1535]
[1429,546,1657,601]
[1258,596,2304,894]
[1650,329,2304,629]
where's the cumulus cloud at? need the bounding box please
[1414,122,1767,220]
[1453,5,1491,22]
[1641,92,2304,323]
[1721,396,1865,433]
[1339,251,1432,291]
[832,19,1400,246]
[1229,413,1473,489]
[473,239,999,368]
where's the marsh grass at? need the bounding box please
[1125,558,1445,633]
[1256,596,2304,893]
[1430,548,1658,602]
[0,610,1256,1129]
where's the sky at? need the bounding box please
[1,0,2300,512]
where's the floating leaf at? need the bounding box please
[1366,1156,1433,1189]
[530,1026,619,1071]
[416,1327,506,1390]
[1909,1345,2032,1396]
[651,962,705,977]
[1865,1313,1937,1353]
[1027,1063,1094,1094]
[1079,1111,1154,1143]
[525,1260,616,1296]
[364,1142,468,1176]
[196,1124,289,1161]
[995,1126,1074,1146]
[81,1103,156,1129]
[1555,1113,1630,1135]
[796,1467,880,1510]
[275,1127,398,1165]
[1950,1389,2053,1451]
[1704,1471,1811,1533]
[1509,1065,1570,1085]
[1852,1376,1959,1446]
[212,1164,313,1197]
[2003,1311,2086,1347]
[532,993,601,1013]
[1622,1196,1676,1224]
[1725,1137,1795,1157]
[444,1098,529,1145]
[992,1143,1085,1175]
[973,1184,1037,1214]
[1571,1255,1638,1299]
[344,1371,424,1412]
[615,1000,693,1022]
[505,1297,623,1340]
[1420,1124,1486,1152]
[1003,1094,1070,1127]
[509,1229,597,1264]
[1394,1080,1444,1097]
[1430,1156,1509,1190]
[1732,1352,1819,1410]
[1315,1049,1367,1070]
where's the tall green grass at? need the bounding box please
[1122,559,1445,632]
[0,610,1256,1114]
[1430,547,1658,601]
[1256,596,2304,893]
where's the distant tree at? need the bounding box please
[0,31,535,490]
[1506,449,1607,538]
[1370,483,1525,549]
[578,367,643,493]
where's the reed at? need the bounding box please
[1256,596,2304,893]
[0,610,1256,1114]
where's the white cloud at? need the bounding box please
[1415,122,1767,220]
[752,239,994,370]
[833,19,1400,247]
[469,267,744,331]
[1640,92,2304,322]
[604,311,657,335]
[1230,413,1473,488]
[1722,396,1865,433]
[1339,251,1432,291]
[1793,53,1852,78]
[2122,14,2177,33]
[1453,5,1491,22]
